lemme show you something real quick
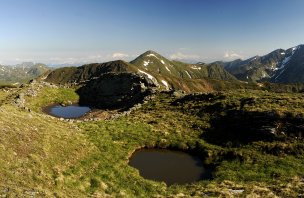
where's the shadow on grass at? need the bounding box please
[201,110,280,147]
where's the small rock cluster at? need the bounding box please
[14,93,25,108]
[107,91,157,120]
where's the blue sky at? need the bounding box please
[0,0,304,65]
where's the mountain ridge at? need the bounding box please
[45,50,237,93]
[220,44,304,83]
[0,63,49,85]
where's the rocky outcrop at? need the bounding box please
[76,72,157,109]
[14,93,25,108]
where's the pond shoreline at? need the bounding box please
[42,103,92,119]
[128,148,214,185]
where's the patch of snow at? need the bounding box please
[143,60,151,67]
[138,69,155,81]
[147,54,159,59]
[246,76,249,79]
[261,71,268,78]
[272,67,279,71]
[275,51,294,75]
[273,45,301,80]
[161,80,169,90]
[278,55,292,70]
[185,71,192,79]
[228,189,244,194]
[165,66,171,72]
[282,56,291,65]
[275,68,286,80]
[280,52,285,55]
[161,60,165,65]
[190,65,201,70]
[268,62,279,71]
[250,56,257,62]
[292,45,300,55]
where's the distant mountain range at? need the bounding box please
[45,50,237,92]
[45,44,304,85]
[2,44,304,86]
[217,44,304,83]
[0,62,49,85]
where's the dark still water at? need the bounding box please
[45,104,91,119]
[128,149,212,185]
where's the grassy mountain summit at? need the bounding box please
[130,50,236,81]
[45,60,138,84]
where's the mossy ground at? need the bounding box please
[0,90,10,101]
[0,84,303,197]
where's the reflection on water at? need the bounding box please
[45,104,91,118]
[129,149,213,185]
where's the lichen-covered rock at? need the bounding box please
[14,93,25,108]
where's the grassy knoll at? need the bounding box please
[0,104,98,196]
[26,86,79,112]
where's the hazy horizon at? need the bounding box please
[1,0,304,65]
